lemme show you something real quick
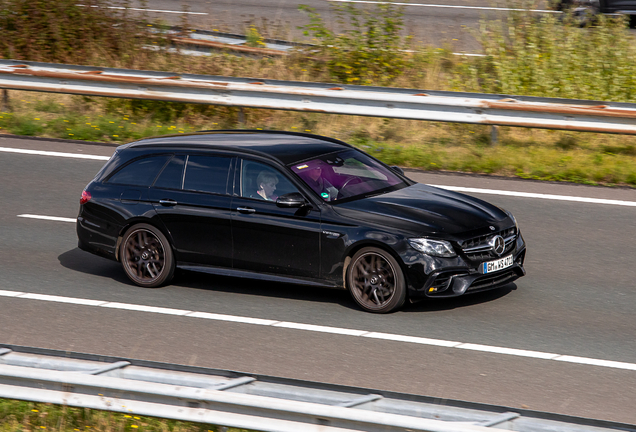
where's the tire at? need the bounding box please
[120,223,175,288]
[346,247,406,313]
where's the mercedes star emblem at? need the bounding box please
[490,235,505,256]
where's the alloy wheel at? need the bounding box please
[123,228,166,285]
[350,251,398,311]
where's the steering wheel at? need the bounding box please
[337,176,363,199]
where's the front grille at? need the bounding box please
[460,227,516,261]
[467,269,518,291]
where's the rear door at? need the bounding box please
[230,159,322,279]
[149,154,234,267]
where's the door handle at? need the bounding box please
[159,199,178,206]
[236,207,256,214]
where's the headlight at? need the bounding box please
[408,238,456,257]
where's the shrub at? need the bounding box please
[458,8,636,102]
[298,1,410,85]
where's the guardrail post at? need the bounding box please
[1,89,10,112]
[238,107,246,125]
[490,125,499,146]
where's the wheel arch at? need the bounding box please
[341,240,411,296]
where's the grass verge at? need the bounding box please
[0,398,253,432]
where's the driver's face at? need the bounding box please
[308,166,321,181]
[261,181,277,198]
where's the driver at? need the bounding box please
[254,171,279,201]
[305,164,338,201]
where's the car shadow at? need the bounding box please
[59,248,514,312]
[173,268,355,309]
[58,248,354,308]
[58,248,130,284]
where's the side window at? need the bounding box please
[107,155,171,187]
[240,160,299,202]
[183,155,232,195]
[154,155,186,190]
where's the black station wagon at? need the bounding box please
[77,130,526,313]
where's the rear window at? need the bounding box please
[107,155,171,187]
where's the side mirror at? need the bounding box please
[390,165,405,176]
[276,192,309,208]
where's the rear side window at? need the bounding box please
[154,155,186,190]
[184,155,232,195]
[107,155,171,186]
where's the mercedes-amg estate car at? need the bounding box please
[77,130,526,313]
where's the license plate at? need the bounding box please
[481,255,513,274]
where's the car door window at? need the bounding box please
[239,160,299,201]
[107,155,171,186]
[183,155,232,195]
[153,155,186,190]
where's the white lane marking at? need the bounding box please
[77,4,208,15]
[0,147,110,161]
[20,293,107,306]
[187,311,280,325]
[363,332,461,347]
[327,0,560,13]
[273,322,369,336]
[1,290,634,372]
[0,290,24,297]
[101,302,191,316]
[429,185,636,207]
[18,215,76,223]
[456,343,559,359]
[555,356,636,371]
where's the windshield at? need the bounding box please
[290,149,405,202]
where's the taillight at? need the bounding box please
[80,190,92,205]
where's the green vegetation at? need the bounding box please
[245,26,266,48]
[463,12,636,100]
[0,398,252,432]
[298,3,410,84]
[1,0,636,187]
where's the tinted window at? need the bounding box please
[291,149,404,202]
[184,155,232,195]
[107,155,170,186]
[240,160,299,201]
[154,155,186,190]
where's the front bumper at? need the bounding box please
[405,233,527,299]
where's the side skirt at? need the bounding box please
[177,264,344,289]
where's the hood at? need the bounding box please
[333,183,510,236]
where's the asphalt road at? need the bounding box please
[1,136,636,424]
[135,0,552,53]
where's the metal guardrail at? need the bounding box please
[1,59,636,134]
[1,344,635,432]
[156,27,309,55]
[150,28,300,57]
[151,25,485,58]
